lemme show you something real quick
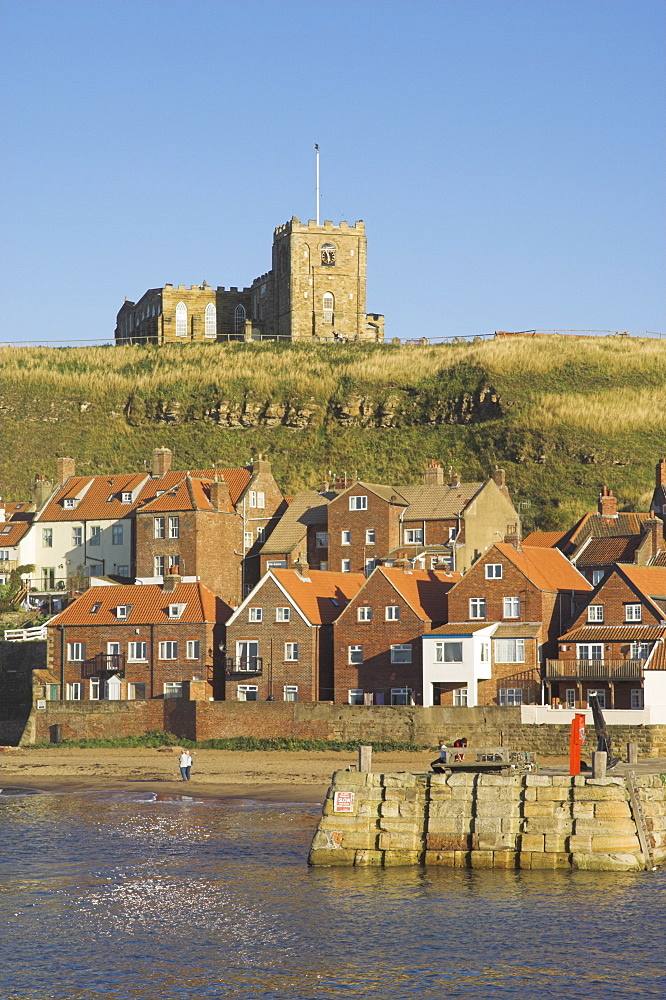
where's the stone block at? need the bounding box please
[591,835,642,853]
[332,770,368,787]
[450,786,475,800]
[530,852,571,869]
[340,831,379,851]
[520,833,545,852]
[448,772,475,786]
[522,817,572,835]
[353,850,383,866]
[308,848,357,866]
[594,801,632,819]
[536,786,572,802]
[428,800,467,820]
[478,774,522,788]
[471,851,495,868]
[524,789,537,802]
[574,819,637,836]
[551,775,575,788]
[474,817,503,835]
[475,802,520,818]
[358,802,382,818]
[424,850,456,866]
[501,817,522,834]
[382,773,416,787]
[454,850,472,867]
[522,802,556,818]
[493,850,519,869]
[518,852,533,869]
[586,777,625,787]
[426,832,473,852]
[572,852,643,872]
[478,834,518,852]
[544,835,569,853]
[574,785,627,802]
[429,773,450,786]
[568,834,592,852]
[572,802,595,819]
[525,774,552,787]
[384,787,418,802]
[382,850,423,866]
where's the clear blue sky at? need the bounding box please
[1,0,664,344]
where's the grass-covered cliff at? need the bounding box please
[2,336,665,530]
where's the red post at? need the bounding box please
[569,712,586,776]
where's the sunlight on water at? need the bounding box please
[0,790,664,999]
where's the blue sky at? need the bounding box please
[1,0,664,344]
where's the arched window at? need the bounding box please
[234,304,246,337]
[205,302,217,338]
[175,301,188,337]
[323,292,334,324]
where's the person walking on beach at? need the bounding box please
[179,750,192,781]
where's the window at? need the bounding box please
[175,301,188,336]
[205,301,216,338]
[186,640,200,660]
[499,688,523,706]
[256,491,265,508]
[168,603,186,619]
[625,604,642,622]
[631,689,644,709]
[154,517,165,539]
[284,643,299,661]
[391,644,412,663]
[89,525,101,546]
[453,687,468,706]
[267,560,287,569]
[365,559,376,576]
[284,685,298,702]
[164,682,183,699]
[248,491,257,508]
[234,304,246,337]
[42,528,53,548]
[63,498,76,509]
[237,684,258,701]
[349,645,363,664]
[276,607,290,622]
[236,641,259,671]
[89,678,100,700]
[358,606,372,622]
[404,528,423,544]
[121,491,132,503]
[128,683,146,700]
[116,605,130,620]
[244,531,254,549]
[341,559,351,573]
[66,682,82,701]
[349,689,364,705]
[154,555,165,576]
[480,641,490,662]
[587,689,606,708]
[159,641,178,660]
[366,529,375,544]
[349,496,368,511]
[248,607,263,622]
[592,569,605,585]
[117,565,130,577]
[448,527,458,542]
[72,526,83,546]
[494,638,525,663]
[631,643,651,660]
[128,642,147,662]
[578,644,603,661]
[168,516,179,539]
[341,530,351,546]
[0,550,9,561]
[469,598,486,619]
[256,526,266,543]
[385,605,400,621]
[435,641,463,663]
[485,564,502,579]
[112,524,123,546]
[322,292,334,323]
[586,604,605,623]
[391,688,411,705]
[107,642,121,656]
[503,597,520,618]
[67,642,85,661]
[565,688,576,709]
[315,532,328,548]
[43,567,55,589]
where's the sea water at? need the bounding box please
[0,788,664,999]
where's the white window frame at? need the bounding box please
[67,642,85,661]
[204,301,217,338]
[435,641,463,663]
[494,638,525,664]
[237,683,258,702]
[587,605,604,622]
[385,605,400,621]
[348,689,364,705]
[168,515,179,539]
[89,678,100,700]
[322,291,334,323]
[66,682,82,701]
[625,604,642,622]
[158,641,178,660]
[63,498,76,510]
[499,688,523,706]
[42,528,53,547]
[348,645,363,664]
[248,607,263,623]
[117,565,130,578]
[341,559,351,573]
[248,490,257,508]
[154,555,165,576]
[341,530,351,546]
[365,529,375,544]
[234,303,246,337]
[503,596,520,618]
[164,681,183,699]
[128,641,148,662]
[404,528,423,544]
[391,687,411,705]
[577,644,603,661]
[168,603,186,619]
[357,606,372,622]
[587,688,606,708]
[256,491,265,508]
[175,301,187,337]
[72,526,83,547]
[256,526,266,543]
[276,607,291,622]
[390,644,412,663]
[121,491,132,503]
[186,640,200,660]
[244,530,254,549]
[565,688,576,709]
[154,517,165,539]
[469,598,486,619]
[284,642,299,661]
[480,641,490,662]
[116,605,130,620]
[453,687,468,706]
[630,642,650,660]
[485,564,502,579]
[283,685,298,702]
[349,496,368,511]
[592,569,605,585]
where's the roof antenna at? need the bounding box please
[315,144,320,225]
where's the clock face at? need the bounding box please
[321,245,336,266]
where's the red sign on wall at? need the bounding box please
[333,791,355,813]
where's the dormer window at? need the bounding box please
[121,491,132,503]
[116,605,132,620]
[63,498,76,509]
[168,603,186,619]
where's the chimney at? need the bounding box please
[293,555,310,579]
[0,507,5,523]
[209,475,230,511]
[640,517,664,562]
[252,453,271,474]
[424,461,445,486]
[492,467,506,489]
[162,566,181,592]
[657,459,666,489]
[56,456,75,485]
[450,474,461,489]
[151,447,173,478]
[32,474,54,510]
[598,485,618,518]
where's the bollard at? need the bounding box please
[627,741,638,764]
[50,724,61,744]
[358,745,372,773]
[592,751,607,779]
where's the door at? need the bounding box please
[105,674,122,700]
[236,641,259,671]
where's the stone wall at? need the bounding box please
[309,770,666,871]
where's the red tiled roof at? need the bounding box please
[1,502,31,517]
[650,550,666,567]
[495,543,593,593]
[378,567,461,621]
[271,569,365,625]
[646,641,666,670]
[138,467,252,507]
[618,564,666,598]
[521,531,567,548]
[569,512,651,545]
[47,582,230,626]
[0,520,31,546]
[137,477,234,514]
[559,624,666,643]
[575,536,642,566]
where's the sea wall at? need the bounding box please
[309,770,666,872]
[11,700,666,754]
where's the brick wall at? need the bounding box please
[328,487,401,574]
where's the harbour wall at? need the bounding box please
[309,770,666,872]
[6,701,666,754]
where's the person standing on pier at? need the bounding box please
[179,750,192,781]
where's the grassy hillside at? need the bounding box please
[2,336,665,530]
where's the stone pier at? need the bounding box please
[309,770,666,871]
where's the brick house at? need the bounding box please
[333,566,460,705]
[46,573,230,702]
[649,458,666,521]
[426,543,592,708]
[546,564,666,711]
[223,565,364,702]
[326,465,518,578]
[258,491,330,575]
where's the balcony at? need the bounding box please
[224,656,263,677]
[545,658,644,682]
[81,653,126,678]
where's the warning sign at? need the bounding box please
[333,791,355,813]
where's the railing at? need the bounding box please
[224,656,263,677]
[545,659,644,681]
[3,624,48,642]
[81,653,126,678]
[0,559,18,573]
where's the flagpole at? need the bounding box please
[315,143,320,226]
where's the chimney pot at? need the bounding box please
[56,456,75,485]
[424,461,444,486]
[162,566,181,592]
[598,486,618,518]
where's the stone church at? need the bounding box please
[115,217,384,345]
